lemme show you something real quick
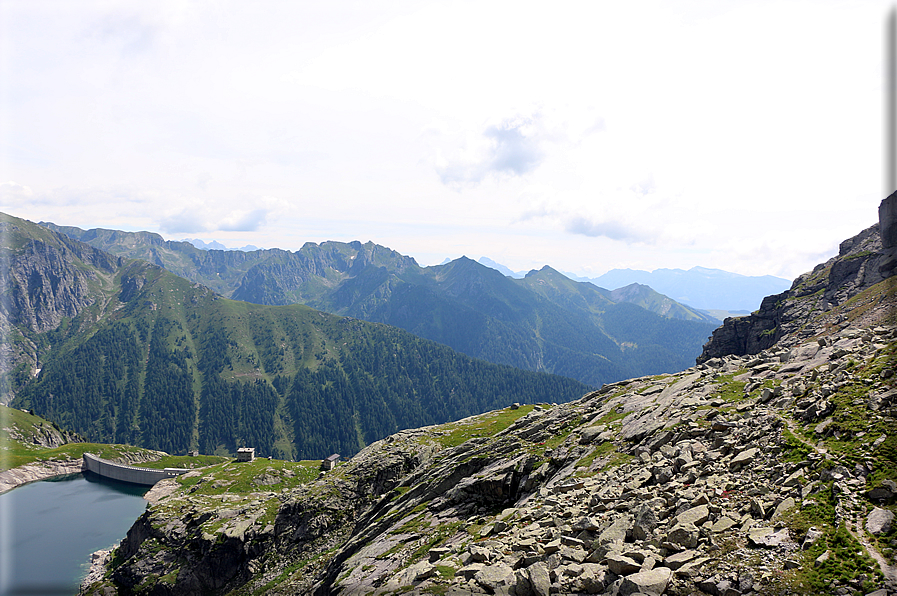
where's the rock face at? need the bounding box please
[880,190,897,255]
[1,214,124,402]
[1,217,122,333]
[698,220,895,363]
[3,416,81,448]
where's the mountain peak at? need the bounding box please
[477,257,525,278]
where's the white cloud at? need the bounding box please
[0,182,33,200]
[158,195,290,234]
[435,114,548,185]
[219,209,267,232]
[159,208,209,234]
[564,215,652,244]
[0,0,887,281]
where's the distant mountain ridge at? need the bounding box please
[477,257,525,278]
[474,257,782,313]
[4,213,591,459]
[580,266,791,311]
[39,222,719,387]
[182,238,260,252]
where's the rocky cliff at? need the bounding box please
[697,222,895,364]
[2,215,123,333]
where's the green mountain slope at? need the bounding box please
[6,214,591,459]
[40,222,720,386]
[608,282,720,323]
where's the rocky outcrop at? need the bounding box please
[3,416,82,448]
[1,220,122,333]
[698,218,895,363]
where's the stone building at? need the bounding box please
[321,453,340,471]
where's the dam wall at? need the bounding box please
[82,453,188,486]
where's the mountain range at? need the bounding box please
[472,257,791,313]
[37,221,720,387]
[2,213,591,460]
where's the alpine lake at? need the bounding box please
[0,472,149,595]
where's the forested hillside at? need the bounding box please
[5,214,591,459]
[42,222,719,386]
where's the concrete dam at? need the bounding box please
[82,453,188,486]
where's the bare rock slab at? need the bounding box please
[618,567,672,596]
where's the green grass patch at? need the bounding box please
[574,441,616,477]
[375,542,406,561]
[434,405,535,448]
[592,409,627,426]
[712,374,748,402]
[0,439,162,472]
[158,570,179,586]
[601,451,635,471]
[817,375,896,473]
[799,525,884,593]
[781,483,886,593]
[408,521,463,565]
[140,454,228,469]
[390,511,430,535]
[542,423,578,450]
[782,429,812,463]
[172,458,320,495]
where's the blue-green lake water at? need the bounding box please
[0,473,148,595]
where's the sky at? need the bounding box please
[0,0,890,281]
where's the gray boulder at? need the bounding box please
[526,562,551,596]
[667,522,699,549]
[618,567,673,596]
[674,504,709,526]
[474,563,516,595]
[866,507,894,535]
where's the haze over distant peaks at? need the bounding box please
[474,258,789,312]
[182,238,260,252]
[476,257,525,278]
[576,266,791,312]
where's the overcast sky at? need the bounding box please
[0,1,889,280]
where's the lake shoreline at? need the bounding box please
[0,458,84,494]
